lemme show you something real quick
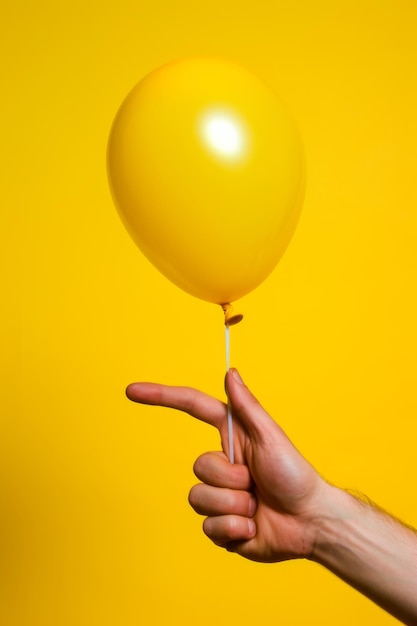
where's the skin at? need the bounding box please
[127,368,417,625]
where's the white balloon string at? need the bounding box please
[225,324,235,464]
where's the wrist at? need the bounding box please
[308,483,357,564]
[307,484,417,625]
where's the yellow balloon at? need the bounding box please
[107,57,305,308]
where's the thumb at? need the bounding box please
[226,369,280,441]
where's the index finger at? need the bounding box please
[126,383,227,429]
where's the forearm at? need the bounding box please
[310,486,417,625]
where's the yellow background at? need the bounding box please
[2,1,416,624]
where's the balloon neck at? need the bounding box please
[221,303,243,326]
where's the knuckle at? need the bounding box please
[203,515,242,542]
[202,517,214,539]
[187,484,201,511]
[223,490,237,513]
[193,453,211,480]
[226,515,240,538]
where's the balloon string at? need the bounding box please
[225,324,235,464]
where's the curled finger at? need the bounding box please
[193,452,252,490]
[202,515,257,548]
[189,483,257,517]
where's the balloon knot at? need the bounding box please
[221,303,243,326]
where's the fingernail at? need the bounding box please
[248,519,256,537]
[232,368,244,385]
[248,496,257,517]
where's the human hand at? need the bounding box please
[128,371,417,624]
[126,369,330,563]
